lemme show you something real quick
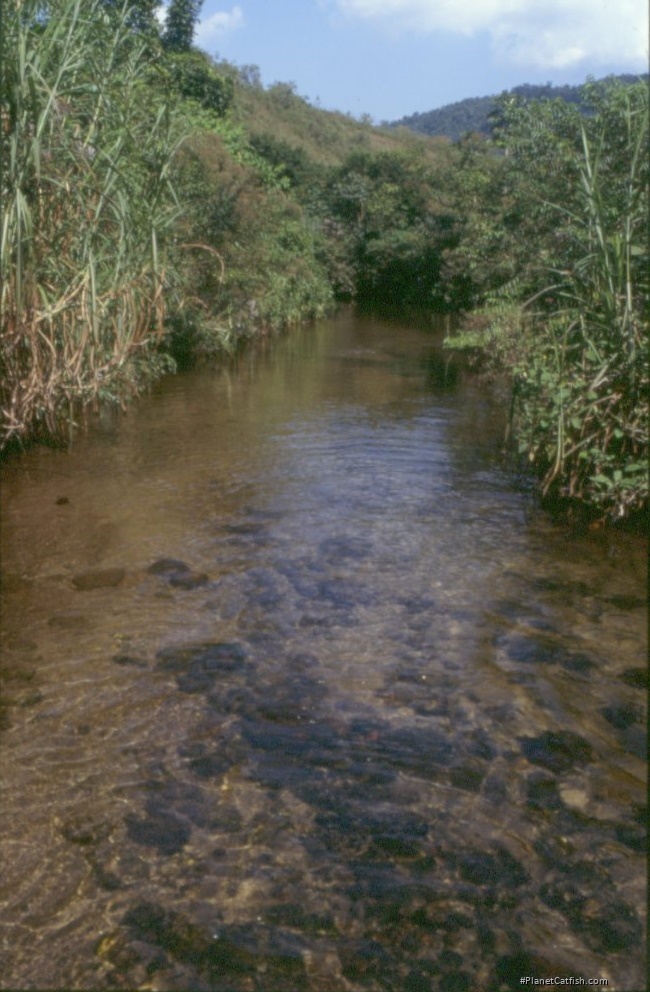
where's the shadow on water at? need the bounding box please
[0,309,646,991]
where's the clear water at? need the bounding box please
[0,310,646,991]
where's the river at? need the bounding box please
[0,309,646,991]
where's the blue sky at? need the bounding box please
[180,0,647,121]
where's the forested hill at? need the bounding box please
[389,75,647,140]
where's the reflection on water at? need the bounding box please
[0,310,646,991]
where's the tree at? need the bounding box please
[163,0,203,52]
[163,50,234,115]
[99,0,162,35]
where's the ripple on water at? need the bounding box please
[0,315,646,991]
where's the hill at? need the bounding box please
[225,67,450,166]
[389,75,647,140]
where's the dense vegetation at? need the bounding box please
[443,83,648,521]
[1,0,180,443]
[1,3,646,522]
[390,75,647,141]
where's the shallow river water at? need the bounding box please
[0,310,646,991]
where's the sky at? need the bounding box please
[174,0,648,122]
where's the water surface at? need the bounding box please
[0,310,646,991]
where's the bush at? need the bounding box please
[446,81,649,520]
[162,50,234,116]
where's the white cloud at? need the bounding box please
[334,0,648,69]
[195,6,245,50]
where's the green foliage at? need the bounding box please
[248,133,314,188]
[313,149,459,305]
[229,67,440,170]
[229,204,333,332]
[162,50,234,115]
[99,0,162,36]
[167,129,332,355]
[267,81,300,110]
[162,0,202,52]
[446,80,648,520]
[0,0,183,446]
[0,1,454,447]
[391,74,648,141]
[11,2,641,530]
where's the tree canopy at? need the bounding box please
[163,0,203,52]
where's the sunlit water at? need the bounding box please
[0,310,646,991]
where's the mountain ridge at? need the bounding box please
[388,74,648,141]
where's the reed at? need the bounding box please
[513,83,649,517]
[1,0,182,447]
[444,81,647,519]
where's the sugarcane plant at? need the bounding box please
[0,0,183,447]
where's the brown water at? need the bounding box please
[0,310,646,992]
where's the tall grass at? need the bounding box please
[445,81,648,521]
[512,84,649,518]
[1,0,182,447]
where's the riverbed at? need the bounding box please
[0,310,646,990]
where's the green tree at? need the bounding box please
[162,50,233,114]
[100,0,162,35]
[316,149,460,306]
[163,0,203,52]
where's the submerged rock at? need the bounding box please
[71,567,125,591]
[88,857,122,891]
[560,651,598,673]
[620,667,648,690]
[122,902,309,983]
[449,763,485,792]
[112,653,148,668]
[605,594,647,610]
[14,688,43,708]
[156,641,248,674]
[491,952,581,992]
[519,731,594,774]
[125,804,191,855]
[601,703,642,730]
[620,726,647,760]
[147,558,209,589]
[505,634,562,665]
[454,847,529,888]
[526,772,562,811]
[156,641,250,694]
[540,881,642,953]
[147,558,191,576]
[122,901,213,966]
[614,821,647,852]
[56,813,111,846]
